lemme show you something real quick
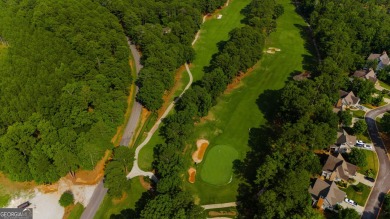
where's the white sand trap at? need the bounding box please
[268,47,281,52]
[266,50,275,54]
[217,14,223,19]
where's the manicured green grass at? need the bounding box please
[341,183,371,206]
[380,81,390,91]
[0,44,7,60]
[352,110,366,118]
[68,203,84,219]
[137,0,251,170]
[200,145,239,185]
[185,0,315,204]
[358,150,379,176]
[94,179,146,219]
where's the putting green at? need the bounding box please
[200,145,239,185]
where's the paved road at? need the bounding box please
[127,63,193,180]
[363,104,390,219]
[80,181,107,219]
[119,38,143,146]
[80,38,142,219]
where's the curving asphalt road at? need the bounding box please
[363,104,390,219]
[119,38,143,146]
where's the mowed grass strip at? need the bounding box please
[186,0,315,204]
[136,0,251,171]
[200,145,239,185]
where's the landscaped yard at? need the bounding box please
[352,110,366,118]
[185,0,315,204]
[68,203,84,219]
[341,183,371,206]
[380,80,390,91]
[358,150,379,176]
[94,179,146,219]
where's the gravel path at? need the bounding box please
[363,104,390,219]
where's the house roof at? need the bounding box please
[367,53,381,60]
[337,129,357,146]
[339,90,360,105]
[353,69,377,83]
[380,52,390,65]
[322,153,357,181]
[309,179,346,207]
[293,71,312,81]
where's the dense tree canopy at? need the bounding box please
[0,0,131,183]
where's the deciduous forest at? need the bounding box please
[0,0,131,183]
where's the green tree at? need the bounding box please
[353,120,368,135]
[350,78,376,104]
[113,147,134,174]
[339,110,352,127]
[381,113,390,133]
[338,208,360,219]
[383,194,390,216]
[104,161,131,198]
[348,148,367,167]
[59,191,74,207]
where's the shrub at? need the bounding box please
[353,184,364,193]
[59,191,74,207]
[353,120,367,135]
[348,148,368,167]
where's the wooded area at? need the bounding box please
[236,0,390,218]
[0,0,131,183]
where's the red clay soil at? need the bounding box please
[224,67,254,94]
[188,168,196,184]
[197,143,209,160]
[139,176,152,190]
[112,192,127,204]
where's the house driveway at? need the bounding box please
[353,173,374,187]
[340,201,364,215]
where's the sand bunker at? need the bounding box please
[266,47,281,54]
[188,168,196,183]
[217,14,223,19]
[192,139,210,163]
[209,211,237,217]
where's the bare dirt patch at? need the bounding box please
[70,150,110,185]
[224,67,254,94]
[112,192,127,204]
[139,176,152,190]
[192,139,210,163]
[62,204,75,219]
[208,210,237,217]
[188,168,196,184]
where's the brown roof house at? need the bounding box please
[333,90,360,112]
[309,178,346,210]
[367,51,390,70]
[353,68,378,84]
[321,153,357,182]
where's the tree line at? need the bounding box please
[235,0,390,218]
[0,0,131,183]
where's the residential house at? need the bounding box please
[352,68,378,84]
[367,51,390,70]
[332,129,357,153]
[322,153,357,181]
[333,90,360,113]
[309,178,346,210]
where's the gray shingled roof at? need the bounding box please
[309,179,346,207]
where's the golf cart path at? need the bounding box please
[362,104,390,219]
[126,63,193,180]
[202,202,237,210]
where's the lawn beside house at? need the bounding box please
[379,80,390,91]
[352,110,366,118]
[185,0,316,204]
[341,183,371,206]
[358,150,379,176]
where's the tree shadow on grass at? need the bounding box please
[109,191,154,219]
[293,23,318,72]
